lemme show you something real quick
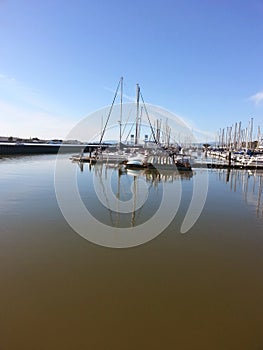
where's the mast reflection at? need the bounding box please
[77,163,194,227]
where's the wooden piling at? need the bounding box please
[228,151,231,167]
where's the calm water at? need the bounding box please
[0,154,263,350]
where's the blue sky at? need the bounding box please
[0,0,263,141]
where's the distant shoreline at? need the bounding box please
[0,142,103,155]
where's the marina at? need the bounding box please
[192,150,263,170]
[1,83,262,349]
[2,1,263,348]
[202,117,263,169]
[2,80,262,172]
[65,78,263,173]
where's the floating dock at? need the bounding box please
[192,162,263,170]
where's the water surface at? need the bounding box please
[0,155,262,350]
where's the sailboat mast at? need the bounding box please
[237,121,241,149]
[99,78,121,144]
[250,117,253,149]
[233,122,237,150]
[135,83,140,145]
[119,76,123,147]
[139,91,158,145]
[257,126,261,149]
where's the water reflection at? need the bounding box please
[77,162,194,228]
[218,169,263,218]
[1,155,263,349]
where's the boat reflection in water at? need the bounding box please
[77,162,194,228]
[217,168,263,218]
[139,167,193,183]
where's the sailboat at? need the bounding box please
[95,77,156,164]
[71,77,192,171]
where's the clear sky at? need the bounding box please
[0,0,263,142]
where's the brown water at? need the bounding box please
[0,154,263,350]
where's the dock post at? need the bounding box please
[228,151,231,168]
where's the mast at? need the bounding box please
[257,126,261,149]
[226,127,229,149]
[233,122,237,150]
[221,128,225,148]
[99,78,121,144]
[250,117,253,149]
[135,83,140,145]
[245,126,248,151]
[139,91,158,145]
[237,121,241,149]
[119,76,123,148]
[228,126,232,149]
[138,106,143,145]
[156,119,160,143]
